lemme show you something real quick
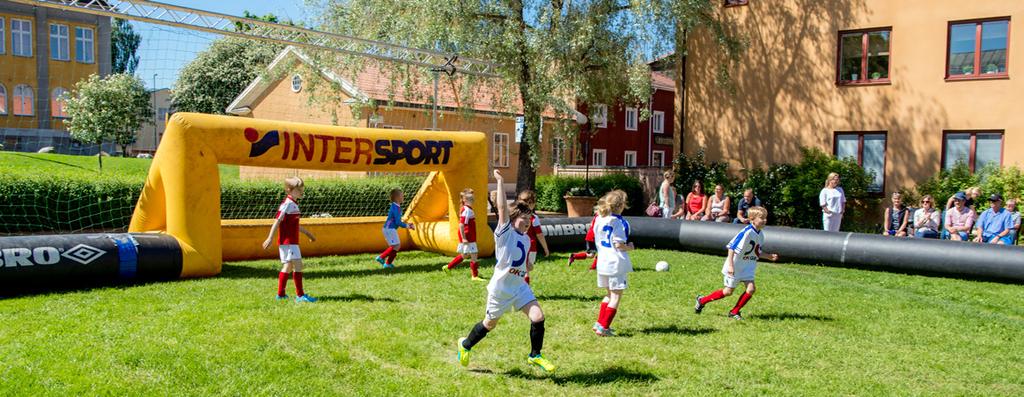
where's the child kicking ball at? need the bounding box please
[694,206,778,320]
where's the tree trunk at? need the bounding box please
[97,145,103,171]
[511,0,538,193]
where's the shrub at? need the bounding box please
[672,149,733,195]
[980,164,1024,201]
[535,174,645,215]
[914,161,980,207]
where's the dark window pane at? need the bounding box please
[840,33,863,81]
[835,135,859,160]
[980,21,1008,74]
[867,31,890,79]
[974,133,1002,171]
[863,134,886,192]
[949,23,977,75]
[944,133,971,170]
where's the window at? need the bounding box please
[51,87,68,118]
[652,111,665,133]
[947,18,1009,79]
[943,131,1003,172]
[837,28,891,84]
[50,23,69,61]
[592,149,607,166]
[834,132,886,193]
[75,27,94,63]
[12,19,32,57]
[624,151,637,167]
[724,0,748,5]
[493,132,510,167]
[651,150,665,167]
[291,74,302,92]
[158,107,169,122]
[0,84,6,115]
[1,17,6,54]
[625,107,638,131]
[552,137,565,166]
[592,104,608,128]
[13,85,34,116]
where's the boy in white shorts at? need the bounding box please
[694,206,778,320]
[443,188,483,281]
[593,190,633,336]
[376,188,415,269]
[262,177,318,303]
[455,170,556,372]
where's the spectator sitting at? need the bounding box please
[913,195,941,239]
[1008,198,1021,245]
[945,186,981,211]
[678,180,708,221]
[703,184,732,222]
[882,192,910,237]
[943,192,976,241]
[972,194,1015,245]
[734,188,762,224]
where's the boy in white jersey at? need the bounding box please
[455,170,556,372]
[593,190,633,336]
[694,206,778,320]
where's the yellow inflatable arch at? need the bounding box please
[129,113,494,278]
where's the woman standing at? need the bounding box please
[680,180,708,221]
[658,171,677,219]
[818,172,846,232]
[703,184,732,222]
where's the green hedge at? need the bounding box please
[535,173,645,216]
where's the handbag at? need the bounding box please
[646,203,663,217]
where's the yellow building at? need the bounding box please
[226,46,575,182]
[0,1,110,153]
[683,0,1021,194]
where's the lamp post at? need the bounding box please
[430,56,458,130]
[152,73,158,153]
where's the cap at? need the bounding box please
[953,192,967,201]
[989,193,1003,202]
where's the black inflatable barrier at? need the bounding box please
[0,233,182,289]
[494,217,1024,282]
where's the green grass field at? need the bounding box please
[0,152,239,181]
[0,249,1021,396]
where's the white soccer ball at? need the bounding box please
[655,261,669,272]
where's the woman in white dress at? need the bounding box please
[658,171,677,219]
[819,172,846,232]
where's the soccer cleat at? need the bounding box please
[593,323,614,337]
[527,354,557,372]
[375,256,386,266]
[384,263,395,269]
[567,257,575,266]
[694,295,705,314]
[471,276,486,282]
[729,312,743,321]
[442,265,452,276]
[276,295,289,301]
[457,337,471,367]
[295,295,317,303]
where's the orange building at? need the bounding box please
[0,1,110,153]
[226,46,578,182]
[683,0,1022,194]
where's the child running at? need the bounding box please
[456,170,556,372]
[517,190,549,284]
[592,190,633,336]
[376,188,415,269]
[567,198,602,271]
[694,206,778,320]
[443,188,483,281]
[262,177,318,303]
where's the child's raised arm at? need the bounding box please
[494,170,508,225]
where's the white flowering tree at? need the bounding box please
[64,73,151,169]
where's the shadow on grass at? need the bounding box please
[748,312,835,322]
[504,366,658,386]
[316,294,397,303]
[535,294,603,302]
[635,325,718,336]
[11,152,94,172]
[219,263,442,280]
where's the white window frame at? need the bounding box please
[50,23,69,61]
[624,150,637,167]
[51,87,69,118]
[625,107,638,131]
[12,19,32,57]
[592,104,608,128]
[0,17,6,55]
[75,27,94,63]
[291,74,302,92]
[592,149,607,166]
[0,84,7,115]
[552,137,565,166]
[651,150,665,167]
[493,132,510,168]
[652,110,665,134]
[13,84,34,116]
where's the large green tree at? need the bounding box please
[111,18,141,74]
[64,73,151,168]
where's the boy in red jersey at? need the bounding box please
[262,177,318,302]
[517,191,549,284]
[443,188,484,281]
[567,199,602,271]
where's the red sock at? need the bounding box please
[386,251,397,264]
[447,255,464,269]
[379,247,394,259]
[571,252,588,261]
[293,272,305,297]
[470,261,479,278]
[700,289,726,305]
[602,307,618,328]
[598,301,608,324]
[731,292,753,315]
[524,275,531,284]
[589,257,598,270]
[277,271,289,297]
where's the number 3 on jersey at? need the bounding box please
[600,225,614,248]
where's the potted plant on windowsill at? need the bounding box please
[984,63,999,74]
[870,72,882,80]
[564,186,597,217]
[961,65,974,75]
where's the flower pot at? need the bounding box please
[564,196,598,217]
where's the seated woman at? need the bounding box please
[677,180,708,221]
[882,191,909,237]
[913,195,941,239]
[943,192,976,241]
[702,184,732,222]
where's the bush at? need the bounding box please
[535,174,645,215]
[980,164,1024,201]
[913,161,980,207]
[673,149,733,195]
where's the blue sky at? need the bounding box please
[134,0,310,89]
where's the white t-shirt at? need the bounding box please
[595,214,632,276]
[487,221,531,299]
[722,224,764,281]
[819,187,846,215]
[914,208,941,232]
